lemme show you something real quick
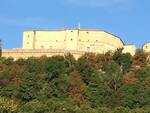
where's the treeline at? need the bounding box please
[0,49,150,113]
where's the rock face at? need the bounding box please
[2,29,137,59]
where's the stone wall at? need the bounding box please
[122,45,137,56]
[143,43,150,53]
[23,29,124,54]
[2,49,85,60]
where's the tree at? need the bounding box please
[135,66,150,82]
[15,58,26,65]
[24,57,42,73]
[102,61,123,91]
[16,72,44,101]
[113,49,132,74]
[84,71,109,108]
[1,57,14,65]
[120,84,146,108]
[64,53,76,72]
[0,96,17,113]
[18,99,49,113]
[132,49,148,67]
[46,98,77,113]
[45,56,68,80]
[76,53,98,84]
[68,71,86,106]
[0,71,15,86]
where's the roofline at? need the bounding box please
[102,30,125,46]
[24,29,103,32]
[23,29,125,45]
[124,44,136,46]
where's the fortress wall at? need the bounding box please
[35,31,66,49]
[23,31,35,49]
[101,31,124,47]
[78,30,124,47]
[78,42,117,53]
[77,30,124,53]
[11,29,137,59]
[122,45,136,56]
[143,43,150,53]
[66,30,78,50]
[2,49,85,60]
[23,30,125,52]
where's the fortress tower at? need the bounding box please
[143,42,150,53]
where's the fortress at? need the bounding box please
[1,29,150,59]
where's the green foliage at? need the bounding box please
[46,98,77,113]
[102,61,123,91]
[45,56,68,79]
[0,71,14,80]
[15,58,26,65]
[24,57,42,73]
[120,84,149,108]
[0,96,17,113]
[84,72,109,107]
[16,72,43,101]
[0,51,150,112]
[0,84,17,97]
[18,99,49,113]
[2,57,14,65]
[113,49,132,74]
[76,53,99,84]
[135,66,150,81]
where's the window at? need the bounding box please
[71,38,73,41]
[27,35,29,38]
[27,42,29,44]
[41,45,44,49]
[146,45,148,49]
[71,31,73,32]
[96,40,98,42]
[56,40,58,42]
[86,32,89,34]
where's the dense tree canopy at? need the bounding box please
[0,50,150,113]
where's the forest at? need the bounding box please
[0,49,150,113]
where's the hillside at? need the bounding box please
[0,49,150,113]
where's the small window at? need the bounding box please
[146,45,148,49]
[88,40,89,42]
[27,35,29,38]
[64,39,66,41]
[41,45,44,49]
[71,31,73,32]
[71,38,73,41]
[79,39,81,41]
[27,42,29,44]
[96,40,98,42]
[86,32,89,34]
[56,40,58,42]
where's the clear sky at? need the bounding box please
[0,0,150,49]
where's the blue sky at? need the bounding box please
[0,0,150,49]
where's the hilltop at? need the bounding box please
[0,49,150,113]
